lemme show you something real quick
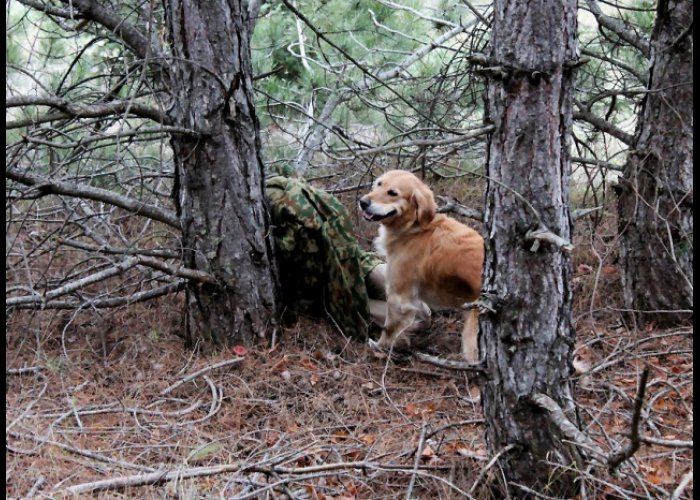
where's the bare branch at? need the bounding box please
[580,48,648,84]
[574,106,635,146]
[7,280,186,310]
[19,125,199,149]
[59,238,180,259]
[6,167,180,229]
[525,227,575,253]
[15,0,79,19]
[437,195,484,221]
[6,257,140,307]
[6,96,171,129]
[339,125,494,157]
[461,0,490,26]
[571,156,622,172]
[55,0,164,62]
[376,0,457,28]
[571,206,604,222]
[584,0,651,57]
[135,256,216,284]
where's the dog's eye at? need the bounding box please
[387,189,398,197]
[376,181,382,187]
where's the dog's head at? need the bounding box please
[359,170,437,229]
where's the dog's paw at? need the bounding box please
[368,337,412,361]
[368,338,393,360]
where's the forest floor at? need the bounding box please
[6,183,693,499]
[6,290,693,499]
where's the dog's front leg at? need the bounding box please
[376,295,417,351]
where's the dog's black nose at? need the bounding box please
[359,197,370,210]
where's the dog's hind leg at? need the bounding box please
[461,307,480,362]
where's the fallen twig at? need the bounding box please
[469,444,515,495]
[671,469,693,500]
[6,377,48,433]
[161,357,245,395]
[7,430,155,473]
[531,393,607,463]
[607,367,650,472]
[61,459,471,495]
[6,366,43,375]
[26,475,45,498]
[640,435,693,449]
[415,352,485,372]
[405,421,428,500]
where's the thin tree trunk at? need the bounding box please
[617,0,693,327]
[165,0,279,347]
[479,1,582,496]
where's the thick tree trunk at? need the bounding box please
[165,0,279,347]
[617,0,693,327]
[479,1,582,497]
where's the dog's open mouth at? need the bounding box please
[362,208,397,222]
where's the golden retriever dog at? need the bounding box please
[359,170,484,361]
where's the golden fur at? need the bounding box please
[359,170,484,361]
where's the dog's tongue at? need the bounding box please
[362,211,376,221]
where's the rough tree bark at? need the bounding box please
[617,0,693,327]
[164,0,279,347]
[479,1,583,496]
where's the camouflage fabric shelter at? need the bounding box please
[265,174,383,340]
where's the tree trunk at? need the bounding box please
[479,1,582,497]
[617,0,693,327]
[165,0,279,347]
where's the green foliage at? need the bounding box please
[574,2,656,167]
[252,0,435,117]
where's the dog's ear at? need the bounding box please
[412,186,436,227]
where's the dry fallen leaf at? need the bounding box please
[405,402,419,416]
[266,432,281,447]
[231,345,248,356]
[359,433,376,446]
[186,441,222,464]
[300,357,318,371]
[420,444,435,459]
[577,264,593,274]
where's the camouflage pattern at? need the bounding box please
[265,174,383,340]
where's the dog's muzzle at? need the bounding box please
[359,197,397,222]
